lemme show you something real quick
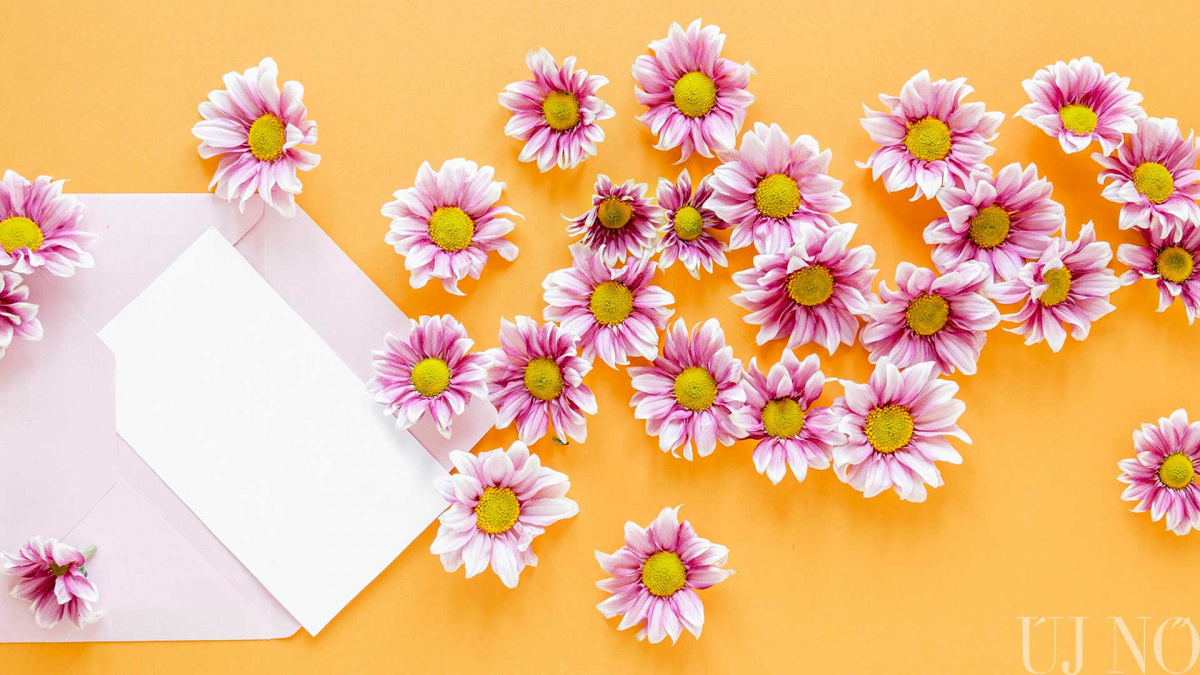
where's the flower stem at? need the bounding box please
[80,544,97,561]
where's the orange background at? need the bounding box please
[4,1,1200,672]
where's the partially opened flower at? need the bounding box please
[432,442,578,587]
[858,70,1004,200]
[1118,221,1200,324]
[542,243,674,368]
[0,271,42,360]
[1118,409,1200,536]
[731,223,877,354]
[924,163,1065,282]
[1016,57,1145,155]
[2,538,101,629]
[485,316,597,445]
[367,315,489,439]
[192,57,319,216]
[0,171,93,277]
[709,122,851,252]
[1095,117,1200,239]
[730,351,843,485]
[831,358,970,502]
[595,506,732,644]
[383,158,520,295]
[565,175,663,266]
[628,319,745,460]
[655,170,730,278]
[991,222,1122,352]
[860,261,1000,376]
[499,48,616,172]
[632,19,755,162]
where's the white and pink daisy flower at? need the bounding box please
[499,48,616,172]
[191,57,319,217]
[991,222,1123,353]
[485,316,597,445]
[731,223,878,354]
[924,163,1066,282]
[831,358,970,503]
[431,442,578,588]
[632,19,755,162]
[0,270,42,360]
[655,170,730,278]
[383,158,520,295]
[0,171,93,277]
[1095,117,1200,239]
[731,351,844,485]
[2,538,101,629]
[1118,221,1200,324]
[542,243,675,368]
[367,315,489,439]
[858,70,1004,200]
[1016,56,1145,156]
[595,506,732,644]
[1118,409,1200,536]
[628,319,745,461]
[860,261,1000,376]
[565,175,663,266]
[709,122,851,253]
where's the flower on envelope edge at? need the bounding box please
[2,538,101,629]
[0,170,94,277]
[0,271,42,360]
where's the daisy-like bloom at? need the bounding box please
[860,262,1000,376]
[858,70,1004,200]
[192,57,319,216]
[831,358,970,502]
[543,243,674,368]
[730,351,844,485]
[431,442,578,587]
[924,163,1066,282]
[2,538,101,629]
[628,319,745,460]
[0,171,93,277]
[655,170,730,278]
[1118,409,1200,536]
[731,223,877,354]
[1095,117,1200,239]
[498,48,616,172]
[709,122,851,253]
[991,222,1122,353]
[595,506,732,644]
[0,271,42,360]
[1016,56,1145,156]
[382,159,520,295]
[632,19,755,162]
[564,175,663,266]
[1118,222,1200,324]
[367,315,489,439]
[485,316,597,445]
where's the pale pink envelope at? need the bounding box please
[0,195,495,642]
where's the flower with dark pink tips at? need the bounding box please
[0,271,41,360]
[565,175,664,266]
[1118,220,1200,324]
[654,170,730,278]
[2,538,101,629]
[0,171,94,277]
[1016,56,1145,155]
[1095,117,1200,240]
[1118,409,1200,536]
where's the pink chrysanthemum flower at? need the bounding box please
[654,170,730,278]
[730,351,843,485]
[924,163,1066,282]
[542,244,675,368]
[709,122,851,253]
[2,538,101,629]
[564,175,663,266]
[731,223,877,354]
[628,319,745,461]
[858,70,1004,200]
[0,171,93,277]
[632,19,755,162]
[485,316,597,445]
[1016,57,1145,155]
[860,262,1000,376]
[1118,409,1200,536]
[382,159,520,295]
[431,442,578,588]
[191,57,319,217]
[991,222,1123,353]
[831,358,970,503]
[367,315,489,439]
[595,506,732,644]
[1094,117,1200,239]
[1118,221,1200,324]
[499,48,616,172]
[0,271,42,360]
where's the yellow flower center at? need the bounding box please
[523,356,564,401]
[597,197,633,230]
[0,216,44,254]
[542,90,581,132]
[672,72,718,118]
[969,205,1012,249]
[673,206,705,241]
[905,294,950,336]
[641,550,687,597]
[47,561,76,577]
[1156,246,1195,284]
[674,366,717,412]
[1132,162,1175,204]
[247,114,288,162]
[1059,104,1099,135]
[1039,268,1072,306]
[589,280,634,326]
[864,404,915,454]
[753,173,801,219]
[1159,453,1196,490]
[786,265,835,307]
[762,398,805,439]
[475,486,521,535]
[410,357,452,398]
[903,117,952,162]
[428,206,475,252]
